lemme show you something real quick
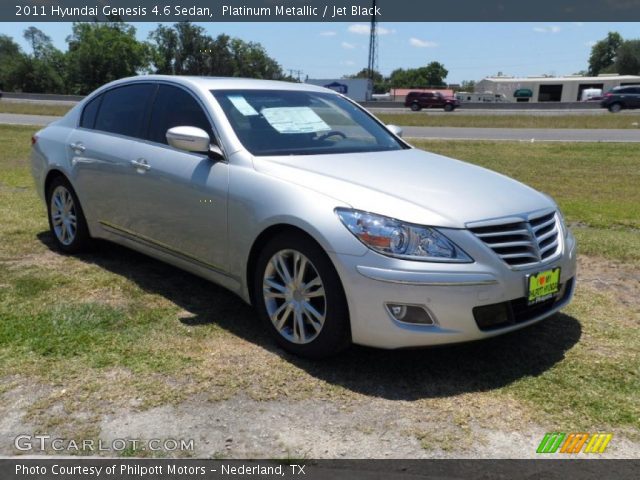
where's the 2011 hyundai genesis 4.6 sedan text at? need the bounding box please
[31,76,577,358]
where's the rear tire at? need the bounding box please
[410,103,421,111]
[608,103,622,113]
[444,104,455,112]
[253,232,351,359]
[46,176,92,253]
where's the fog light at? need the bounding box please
[385,303,435,325]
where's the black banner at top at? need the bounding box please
[5,0,640,22]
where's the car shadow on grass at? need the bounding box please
[38,233,582,401]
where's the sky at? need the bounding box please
[2,22,640,83]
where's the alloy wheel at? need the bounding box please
[50,185,77,246]
[262,249,327,344]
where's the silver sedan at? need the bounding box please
[31,76,577,358]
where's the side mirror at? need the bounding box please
[166,126,211,153]
[386,124,403,138]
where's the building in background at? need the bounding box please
[305,78,372,102]
[475,74,640,103]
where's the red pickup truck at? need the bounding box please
[404,91,460,112]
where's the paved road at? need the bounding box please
[370,108,638,116]
[2,112,639,142]
[0,113,61,126]
[402,126,640,142]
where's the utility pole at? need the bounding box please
[287,69,304,82]
[366,0,378,81]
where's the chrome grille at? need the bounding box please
[468,211,561,267]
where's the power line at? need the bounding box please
[287,69,304,81]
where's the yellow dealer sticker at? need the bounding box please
[527,267,561,305]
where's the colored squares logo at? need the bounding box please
[537,433,612,454]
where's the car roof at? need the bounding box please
[105,75,331,93]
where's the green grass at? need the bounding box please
[0,100,73,117]
[0,125,638,446]
[377,112,640,129]
[412,140,640,265]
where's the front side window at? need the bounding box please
[212,89,405,156]
[148,85,215,145]
[94,84,155,138]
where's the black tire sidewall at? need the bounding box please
[411,103,421,111]
[252,232,351,358]
[444,104,454,112]
[46,176,91,253]
[609,103,622,113]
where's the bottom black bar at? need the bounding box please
[1,459,638,480]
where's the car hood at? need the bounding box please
[253,148,554,228]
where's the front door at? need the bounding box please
[124,84,229,272]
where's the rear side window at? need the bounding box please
[147,85,214,145]
[94,84,155,138]
[80,94,102,129]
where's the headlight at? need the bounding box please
[336,208,473,263]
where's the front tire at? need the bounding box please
[608,103,622,113]
[253,232,351,359]
[46,176,91,253]
[410,102,421,111]
[444,104,455,112]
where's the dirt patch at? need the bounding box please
[1,249,67,270]
[578,256,640,313]
[1,383,638,459]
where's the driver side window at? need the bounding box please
[147,85,216,146]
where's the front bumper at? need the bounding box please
[330,228,577,349]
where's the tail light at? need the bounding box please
[31,135,38,146]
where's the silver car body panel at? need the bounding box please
[31,75,577,349]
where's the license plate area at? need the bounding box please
[527,267,561,305]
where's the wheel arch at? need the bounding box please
[44,168,69,197]
[245,223,344,308]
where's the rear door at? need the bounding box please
[67,83,156,229]
[125,84,229,271]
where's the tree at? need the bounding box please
[18,27,66,93]
[149,22,285,79]
[23,27,53,59]
[615,40,640,75]
[65,22,150,94]
[422,61,448,86]
[0,34,24,90]
[229,38,283,79]
[346,68,388,93]
[348,68,384,83]
[588,32,623,75]
[459,80,476,92]
[388,61,448,88]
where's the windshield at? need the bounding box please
[212,89,406,156]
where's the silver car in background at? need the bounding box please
[31,76,577,358]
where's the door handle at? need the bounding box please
[130,159,151,171]
[69,142,85,153]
